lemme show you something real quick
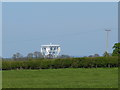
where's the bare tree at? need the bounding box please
[12,54,17,60]
[37,52,44,58]
[12,52,23,60]
[88,55,93,57]
[16,53,21,58]
[58,55,71,58]
[27,53,33,58]
[34,51,44,58]
[93,54,100,57]
[34,51,39,58]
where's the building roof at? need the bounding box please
[41,43,60,47]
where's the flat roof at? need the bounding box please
[41,45,60,47]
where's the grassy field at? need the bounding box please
[2,68,118,88]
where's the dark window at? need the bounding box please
[50,47,52,50]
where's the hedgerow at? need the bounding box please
[2,57,118,70]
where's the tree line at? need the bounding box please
[1,43,119,70]
[12,51,44,60]
[2,42,120,60]
[11,51,71,60]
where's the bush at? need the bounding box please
[2,56,118,70]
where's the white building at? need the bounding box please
[41,43,60,58]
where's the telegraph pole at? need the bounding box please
[105,30,111,53]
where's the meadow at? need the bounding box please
[2,68,118,88]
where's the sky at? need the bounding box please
[0,2,2,57]
[2,2,118,58]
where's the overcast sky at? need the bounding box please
[2,2,118,58]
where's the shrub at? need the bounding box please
[2,56,118,70]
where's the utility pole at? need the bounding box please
[105,30,111,53]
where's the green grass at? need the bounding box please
[2,68,118,88]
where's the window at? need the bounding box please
[50,47,52,50]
